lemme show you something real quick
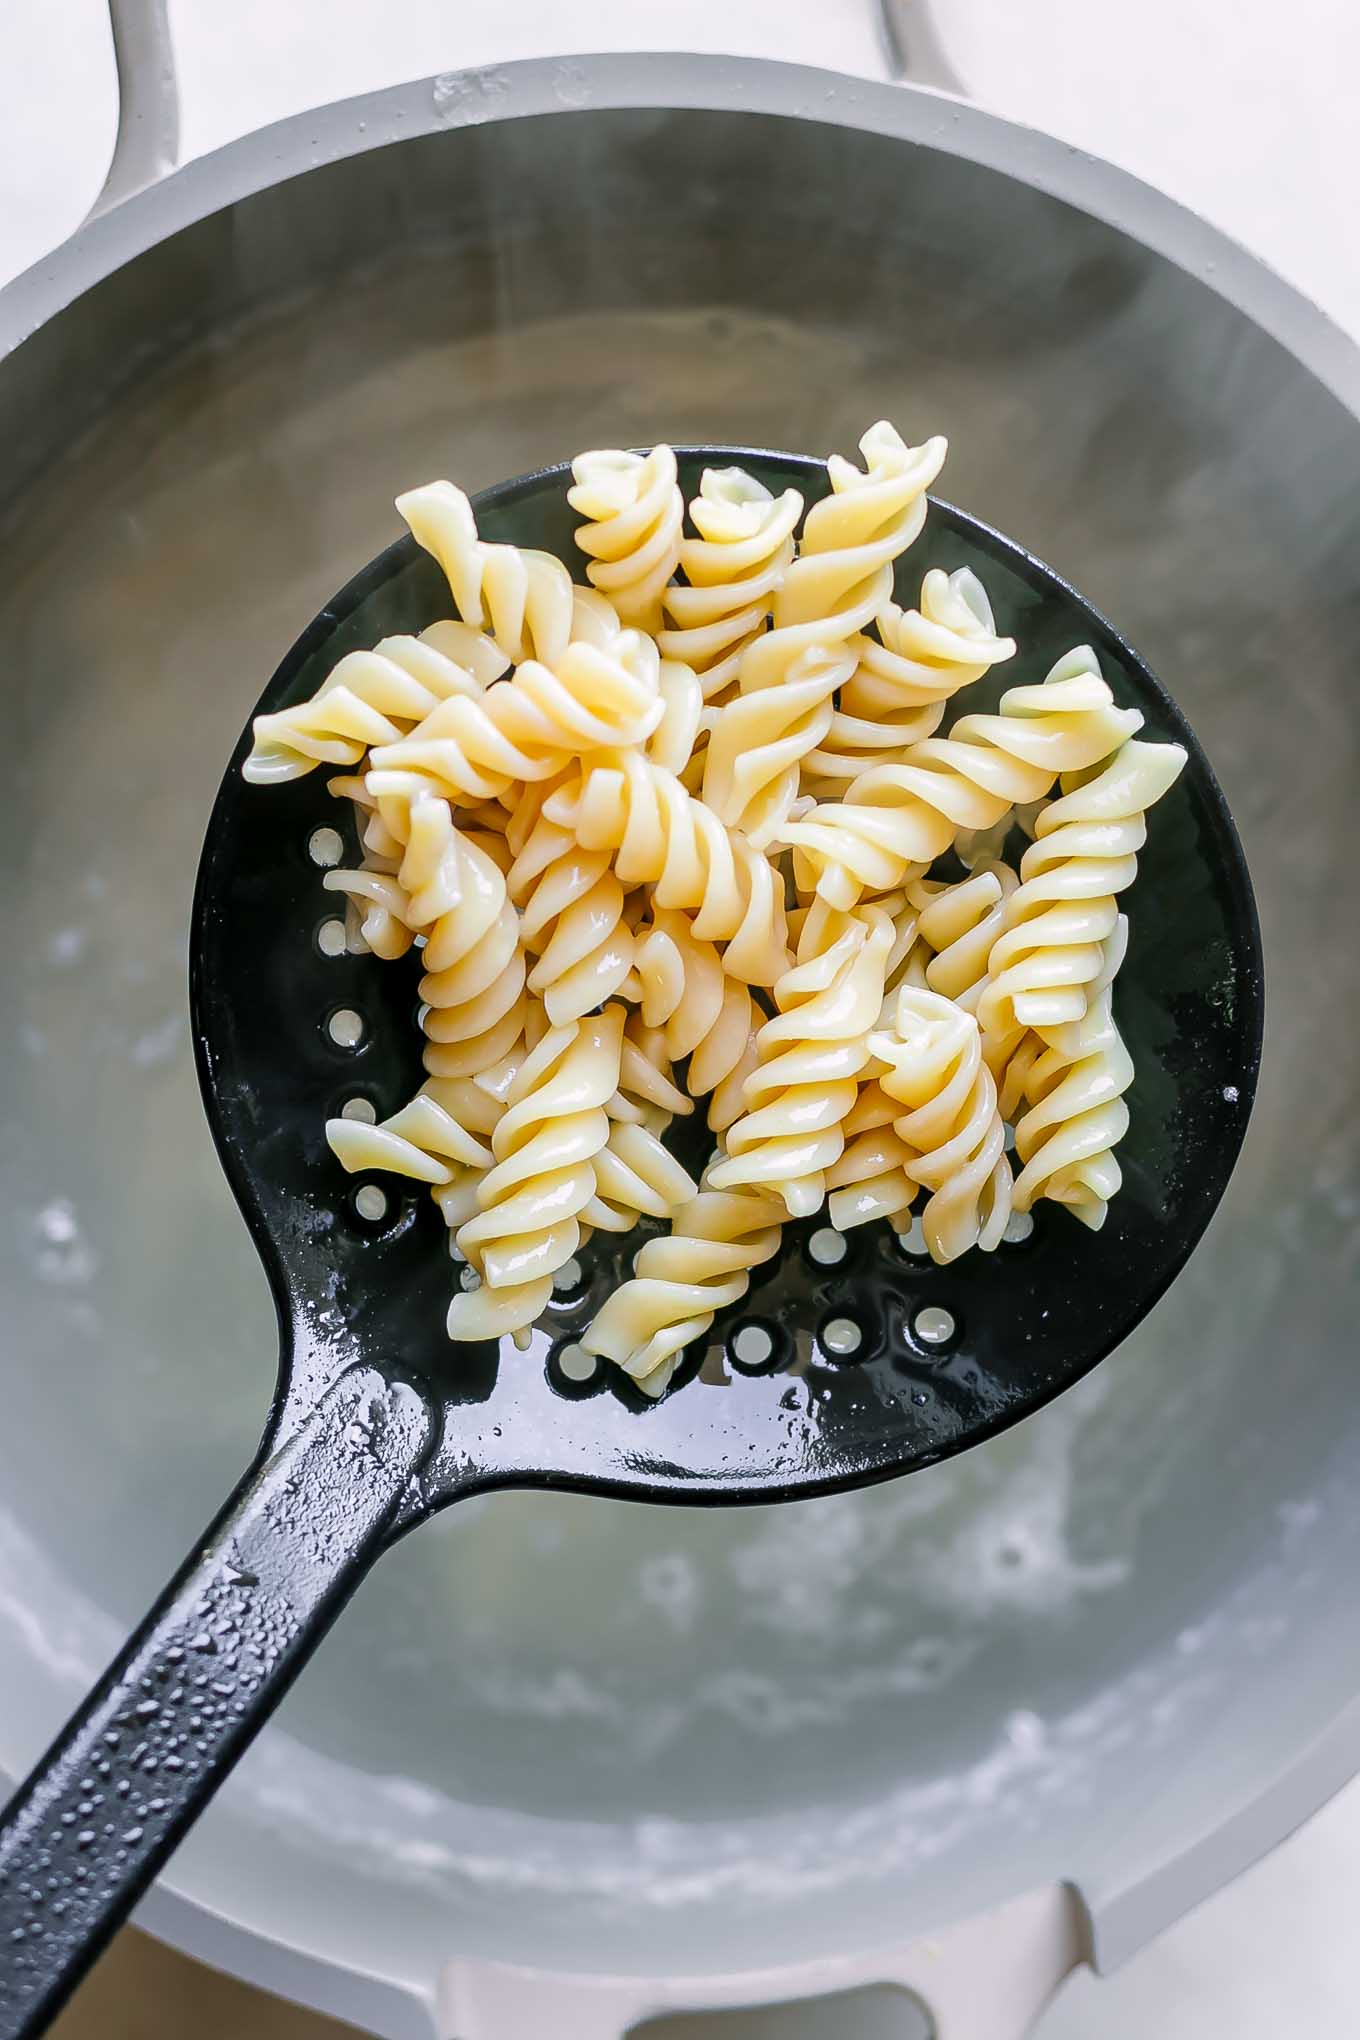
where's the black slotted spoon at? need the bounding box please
[0,451,1263,2035]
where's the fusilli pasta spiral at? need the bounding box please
[979,736,1187,1037]
[398,480,579,667]
[708,903,895,1216]
[702,423,947,845]
[633,905,763,1129]
[364,628,665,808]
[656,467,803,702]
[244,621,509,783]
[448,1005,625,1343]
[804,567,1015,794]
[569,445,685,634]
[581,1183,786,1395]
[785,646,1142,909]
[504,798,636,1026]
[825,1078,918,1233]
[870,987,1013,1263]
[1009,920,1133,1227]
[542,750,790,987]
[397,796,529,1081]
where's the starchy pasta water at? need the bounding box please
[243,422,1186,1397]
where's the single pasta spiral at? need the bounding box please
[656,467,803,701]
[708,903,895,1217]
[912,861,1019,1014]
[633,905,763,1129]
[504,796,636,1025]
[364,628,665,808]
[244,621,509,783]
[587,1022,698,1233]
[785,645,1143,908]
[395,796,528,1080]
[321,859,414,961]
[569,445,685,634]
[398,480,578,667]
[325,1082,493,1186]
[542,750,790,987]
[826,1079,918,1233]
[581,1183,786,1395]
[1009,920,1133,1226]
[979,736,1187,1038]
[870,987,1012,1263]
[448,1005,625,1343]
[804,567,1016,794]
[703,423,947,844]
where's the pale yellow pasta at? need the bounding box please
[646,657,705,777]
[581,1184,786,1395]
[449,1006,625,1344]
[657,466,802,701]
[633,906,763,1129]
[979,736,1187,1038]
[702,423,946,845]
[398,480,579,667]
[870,987,1012,1263]
[708,902,894,1217]
[912,862,1018,1014]
[1010,922,1133,1227]
[322,859,415,961]
[364,628,665,808]
[825,1079,918,1233]
[504,797,635,1025]
[396,796,529,1081]
[245,421,1195,1387]
[804,567,1015,795]
[244,621,509,783]
[542,750,790,987]
[785,645,1143,909]
[569,445,684,633]
[325,1082,493,1185]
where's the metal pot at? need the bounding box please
[2,9,1358,2036]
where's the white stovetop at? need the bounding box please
[2,4,1358,2035]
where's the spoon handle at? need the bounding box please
[0,1364,437,2038]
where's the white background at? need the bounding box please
[2,2,1358,2034]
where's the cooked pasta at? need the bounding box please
[448,1006,625,1344]
[979,736,1187,1038]
[785,645,1142,908]
[703,424,946,845]
[244,421,1190,1395]
[803,566,1016,794]
[398,480,578,667]
[825,1078,918,1233]
[504,799,636,1026]
[543,750,790,987]
[657,466,803,702]
[708,903,895,1217]
[633,905,762,1127]
[245,621,509,783]
[581,1183,786,1395]
[870,987,1012,1263]
[569,445,685,634]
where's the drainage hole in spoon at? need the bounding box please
[806,1225,848,1268]
[913,1304,957,1350]
[728,1320,780,1374]
[315,916,348,958]
[352,1183,389,1225]
[548,1340,604,1397]
[326,1006,365,1050]
[819,1315,864,1363]
[308,825,344,868]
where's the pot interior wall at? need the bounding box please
[1,107,1358,1983]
